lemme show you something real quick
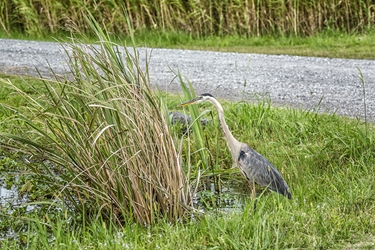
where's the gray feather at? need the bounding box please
[238,144,291,199]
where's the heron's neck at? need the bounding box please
[210,99,241,161]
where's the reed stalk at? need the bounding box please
[1,0,374,37]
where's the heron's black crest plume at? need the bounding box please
[201,93,214,98]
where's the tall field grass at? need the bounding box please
[1,0,374,37]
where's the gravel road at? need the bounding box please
[1,38,374,121]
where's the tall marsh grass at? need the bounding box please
[1,0,374,37]
[0,16,191,225]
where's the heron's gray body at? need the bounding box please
[238,144,291,199]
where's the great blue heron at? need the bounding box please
[180,93,292,200]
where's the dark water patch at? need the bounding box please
[193,181,250,213]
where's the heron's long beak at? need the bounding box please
[179,97,201,107]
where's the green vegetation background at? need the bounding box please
[1,0,375,59]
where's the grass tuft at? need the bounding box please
[0,14,191,226]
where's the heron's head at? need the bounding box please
[179,93,215,106]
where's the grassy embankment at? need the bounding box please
[1,71,375,249]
